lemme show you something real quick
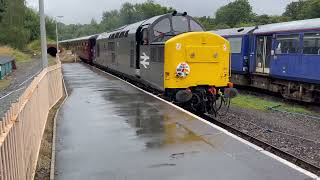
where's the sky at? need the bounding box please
[26,0,297,24]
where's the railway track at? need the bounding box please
[201,113,320,176]
[91,63,320,176]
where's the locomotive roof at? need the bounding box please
[211,27,256,36]
[97,13,198,40]
[97,14,168,40]
[254,18,320,34]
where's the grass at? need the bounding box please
[0,46,31,63]
[27,39,56,55]
[48,56,57,66]
[231,93,317,116]
[0,78,11,91]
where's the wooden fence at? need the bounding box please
[0,61,63,180]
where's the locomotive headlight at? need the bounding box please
[176,62,190,78]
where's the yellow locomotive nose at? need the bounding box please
[164,32,230,89]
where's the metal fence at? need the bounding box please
[0,61,63,180]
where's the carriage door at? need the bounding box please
[256,36,272,74]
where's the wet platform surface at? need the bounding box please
[55,63,315,180]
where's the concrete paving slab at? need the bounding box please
[55,63,316,180]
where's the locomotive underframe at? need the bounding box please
[95,63,229,115]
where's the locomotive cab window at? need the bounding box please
[141,28,149,45]
[227,37,242,54]
[275,34,300,54]
[172,16,189,33]
[190,19,204,32]
[153,18,171,42]
[303,33,320,55]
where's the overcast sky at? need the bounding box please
[26,0,297,24]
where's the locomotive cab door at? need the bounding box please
[136,24,165,91]
[255,36,272,74]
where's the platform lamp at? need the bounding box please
[55,16,64,57]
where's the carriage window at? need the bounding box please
[190,19,204,31]
[303,33,320,55]
[172,16,189,33]
[227,37,242,53]
[275,34,300,54]
[153,18,171,38]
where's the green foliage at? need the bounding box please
[0,46,31,62]
[215,0,254,27]
[24,8,40,42]
[0,0,29,49]
[283,0,305,20]
[27,39,55,54]
[300,0,320,19]
[0,0,7,23]
[283,0,320,20]
[232,94,317,115]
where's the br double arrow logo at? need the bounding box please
[140,52,150,69]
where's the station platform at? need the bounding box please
[55,63,318,180]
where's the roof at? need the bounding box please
[254,18,320,34]
[0,56,14,65]
[211,27,256,36]
[59,34,99,43]
[97,14,167,40]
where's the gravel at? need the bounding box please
[0,57,42,118]
[219,105,320,168]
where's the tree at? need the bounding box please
[0,0,7,23]
[300,0,320,19]
[215,0,254,27]
[134,0,174,20]
[0,0,29,49]
[284,0,320,20]
[24,8,40,42]
[283,0,305,20]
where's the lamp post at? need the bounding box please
[39,0,48,68]
[55,16,64,57]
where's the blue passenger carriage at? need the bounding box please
[211,18,320,102]
[250,18,320,102]
[212,27,256,85]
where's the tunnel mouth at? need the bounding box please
[47,47,57,57]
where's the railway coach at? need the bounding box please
[93,12,236,115]
[60,34,98,64]
[212,18,320,102]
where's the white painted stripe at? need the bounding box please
[91,64,319,179]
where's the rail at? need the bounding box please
[0,61,63,180]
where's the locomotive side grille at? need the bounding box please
[151,47,157,62]
[130,50,134,67]
[111,53,116,63]
[157,47,164,62]
[108,42,115,51]
[151,46,164,62]
[130,41,135,67]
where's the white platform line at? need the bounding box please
[91,64,319,179]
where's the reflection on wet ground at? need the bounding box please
[55,63,314,180]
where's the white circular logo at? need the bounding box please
[176,62,190,78]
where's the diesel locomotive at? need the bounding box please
[60,12,236,115]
